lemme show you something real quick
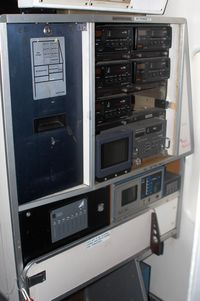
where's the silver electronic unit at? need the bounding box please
[112,167,164,223]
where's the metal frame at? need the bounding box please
[0,22,24,298]
[177,25,194,155]
[82,22,96,187]
[0,14,194,301]
[0,14,186,24]
[8,15,191,213]
[0,52,19,300]
[173,22,186,155]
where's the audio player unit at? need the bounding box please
[96,58,170,97]
[96,95,132,131]
[112,167,164,223]
[95,25,172,62]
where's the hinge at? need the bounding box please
[28,270,46,288]
[150,212,164,256]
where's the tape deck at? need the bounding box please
[95,25,172,61]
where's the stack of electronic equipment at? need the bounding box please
[95,24,172,181]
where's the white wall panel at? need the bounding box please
[27,212,152,301]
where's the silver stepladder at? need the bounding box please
[0,13,193,301]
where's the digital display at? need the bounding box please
[121,186,138,207]
[101,138,128,169]
[141,171,162,198]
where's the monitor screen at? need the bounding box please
[121,185,138,207]
[101,138,129,169]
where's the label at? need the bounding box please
[134,16,152,23]
[86,231,111,249]
[30,37,66,100]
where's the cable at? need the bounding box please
[20,288,33,301]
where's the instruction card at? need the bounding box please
[86,231,111,249]
[30,37,66,100]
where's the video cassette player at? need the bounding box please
[112,167,164,223]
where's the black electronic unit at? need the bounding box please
[96,95,132,128]
[129,117,167,164]
[135,26,172,50]
[95,62,132,96]
[163,171,181,196]
[133,58,170,83]
[95,23,171,135]
[96,106,165,133]
[96,58,170,97]
[95,26,133,57]
[19,187,110,265]
[95,24,172,61]
[122,80,168,100]
[96,125,133,181]
[129,107,166,123]
[7,23,84,204]
[97,49,169,62]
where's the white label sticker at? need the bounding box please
[134,16,152,22]
[30,37,66,100]
[86,231,111,249]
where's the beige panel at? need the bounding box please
[27,212,152,301]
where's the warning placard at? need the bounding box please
[30,37,66,100]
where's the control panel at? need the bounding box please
[141,170,163,204]
[50,198,88,243]
[131,117,167,164]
